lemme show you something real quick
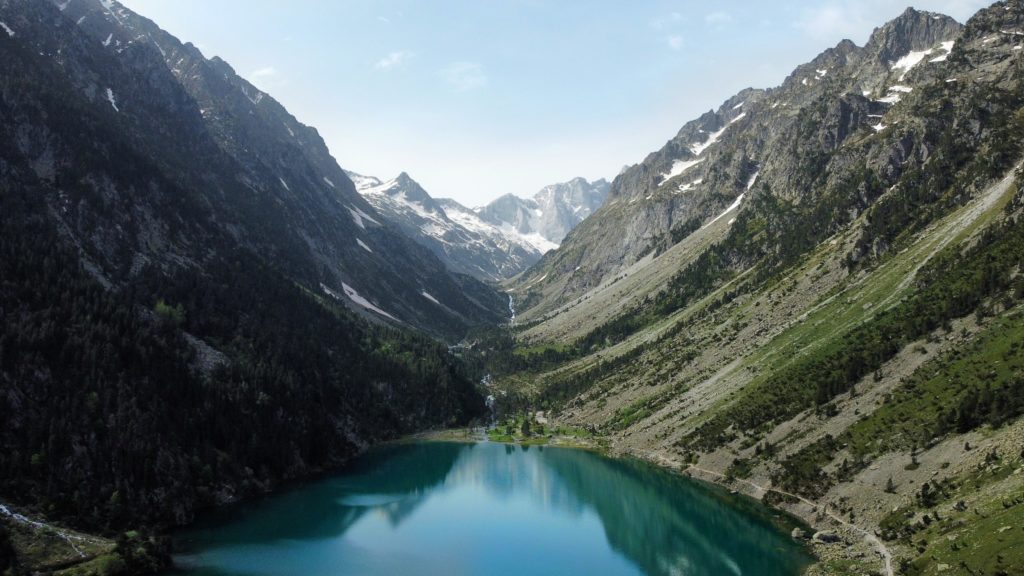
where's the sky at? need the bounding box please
[118,0,989,206]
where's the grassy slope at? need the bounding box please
[488,158,1024,574]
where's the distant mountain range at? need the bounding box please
[348,170,609,281]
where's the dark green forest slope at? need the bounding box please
[0,0,493,561]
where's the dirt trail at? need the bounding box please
[684,464,893,576]
[633,451,892,576]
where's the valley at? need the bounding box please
[2,0,1024,575]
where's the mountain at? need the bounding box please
[475,177,611,249]
[512,7,965,319]
[348,171,541,281]
[487,3,1024,574]
[0,0,499,563]
[21,0,504,340]
[348,170,609,282]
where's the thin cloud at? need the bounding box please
[650,11,683,30]
[248,66,284,89]
[794,4,869,41]
[442,61,486,91]
[705,11,733,26]
[375,50,415,70]
[250,66,277,79]
[667,35,684,51]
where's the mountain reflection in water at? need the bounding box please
[170,442,811,576]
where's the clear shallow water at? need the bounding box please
[170,442,812,576]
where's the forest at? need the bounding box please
[0,186,485,539]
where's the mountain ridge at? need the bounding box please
[349,168,609,281]
[485,3,1024,575]
[509,7,966,321]
[0,0,496,561]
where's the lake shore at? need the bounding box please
[167,438,812,575]
[411,427,887,576]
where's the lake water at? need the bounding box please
[170,441,812,576]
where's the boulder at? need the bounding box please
[812,531,841,543]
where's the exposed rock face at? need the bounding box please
[350,171,541,281]
[475,177,611,246]
[350,171,609,281]
[0,0,504,339]
[514,8,967,316]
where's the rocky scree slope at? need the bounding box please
[512,7,966,321]
[494,3,1024,574]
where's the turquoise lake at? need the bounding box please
[169,441,812,576]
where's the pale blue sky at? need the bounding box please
[119,0,988,205]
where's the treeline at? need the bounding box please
[555,77,1024,358]
[851,88,1024,266]
[685,211,1024,452]
[774,339,1024,499]
[0,189,484,535]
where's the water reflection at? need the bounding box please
[171,442,810,576]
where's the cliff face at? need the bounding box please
[513,8,966,319]
[2,0,505,341]
[475,177,611,246]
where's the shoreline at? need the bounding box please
[411,427,887,576]
[409,428,834,573]
[622,448,892,576]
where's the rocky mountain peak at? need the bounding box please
[14,0,507,339]
[864,7,963,63]
[386,172,438,208]
[352,172,546,281]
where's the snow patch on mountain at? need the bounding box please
[327,283,396,321]
[704,194,745,229]
[677,178,703,193]
[660,158,704,183]
[345,171,382,190]
[891,48,932,80]
[498,224,559,253]
[105,88,119,111]
[347,206,379,230]
[929,40,955,62]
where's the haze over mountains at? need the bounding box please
[349,169,609,281]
